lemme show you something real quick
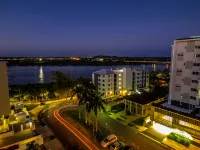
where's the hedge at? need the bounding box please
[167,132,191,146]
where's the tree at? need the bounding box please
[14,85,25,101]
[26,141,40,150]
[90,93,106,132]
[52,71,72,89]
[72,85,87,119]
[40,88,49,100]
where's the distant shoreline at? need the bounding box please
[5,61,170,66]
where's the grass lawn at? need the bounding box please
[62,110,109,142]
[25,104,39,111]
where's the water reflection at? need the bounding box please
[39,66,44,83]
[166,64,169,69]
[153,64,156,71]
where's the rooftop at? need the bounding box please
[162,102,193,114]
[125,91,166,105]
[0,129,39,148]
[93,69,114,75]
[134,67,148,71]
[176,35,200,41]
[152,101,200,120]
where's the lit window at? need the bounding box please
[119,74,121,76]
[162,115,172,122]
[119,78,121,81]
[119,86,122,89]
[119,82,121,85]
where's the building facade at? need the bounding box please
[92,68,149,97]
[168,36,200,111]
[0,62,10,116]
[149,36,200,137]
[150,105,200,136]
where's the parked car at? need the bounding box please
[110,141,125,150]
[101,134,117,147]
[106,98,112,102]
[119,145,136,150]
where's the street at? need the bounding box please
[41,103,169,150]
[60,106,169,150]
[42,104,91,150]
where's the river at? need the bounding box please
[7,64,170,85]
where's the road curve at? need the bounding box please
[54,106,99,150]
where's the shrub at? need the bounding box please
[133,117,145,126]
[167,132,191,147]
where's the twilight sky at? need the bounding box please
[1,0,200,57]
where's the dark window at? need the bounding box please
[195,54,200,57]
[190,96,196,100]
[176,85,181,87]
[102,80,105,82]
[108,75,110,77]
[195,45,200,49]
[102,84,105,86]
[177,53,184,56]
[191,88,197,92]
[98,79,100,81]
[138,73,140,75]
[137,77,139,79]
[108,84,110,86]
[192,72,199,75]
[177,69,182,72]
[103,75,105,77]
[192,80,198,83]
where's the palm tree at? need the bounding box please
[72,85,87,119]
[40,88,49,101]
[90,93,106,132]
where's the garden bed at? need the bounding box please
[167,132,191,146]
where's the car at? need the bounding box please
[106,98,112,102]
[110,141,125,150]
[101,134,117,147]
[119,145,135,150]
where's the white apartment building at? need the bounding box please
[92,67,149,97]
[167,36,200,112]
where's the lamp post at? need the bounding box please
[106,122,107,132]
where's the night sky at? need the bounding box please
[1,0,200,57]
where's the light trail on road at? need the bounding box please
[54,106,99,150]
